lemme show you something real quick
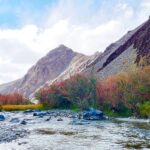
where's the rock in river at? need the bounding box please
[20,120,27,125]
[83,108,106,120]
[33,112,48,118]
[45,117,51,121]
[57,118,63,121]
[0,114,5,121]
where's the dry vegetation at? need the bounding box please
[0,93,28,105]
[36,65,150,118]
[0,104,44,111]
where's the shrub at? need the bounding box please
[97,66,150,117]
[118,66,150,116]
[0,93,28,105]
[35,81,71,108]
[139,102,150,118]
[36,74,97,110]
[97,72,131,113]
[65,74,97,109]
[35,65,150,118]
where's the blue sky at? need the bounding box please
[0,0,142,28]
[0,0,149,83]
[0,0,57,28]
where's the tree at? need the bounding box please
[0,93,28,105]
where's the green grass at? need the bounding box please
[0,104,44,111]
[70,105,81,112]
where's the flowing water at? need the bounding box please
[0,111,149,150]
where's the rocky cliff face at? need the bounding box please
[84,18,150,78]
[0,18,150,98]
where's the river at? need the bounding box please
[0,110,149,150]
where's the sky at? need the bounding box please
[0,0,150,84]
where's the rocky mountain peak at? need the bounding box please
[47,44,74,56]
[0,45,78,97]
[58,44,69,49]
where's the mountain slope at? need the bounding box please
[84,18,150,78]
[0,45,83,97]
[50,52,100,84]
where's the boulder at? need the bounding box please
[57,118,63,121]
[0,114,5,121]
[83,108,106,120]
[20,120,27,125]
[33,112,48,118]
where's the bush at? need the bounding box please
[35,65,150,118]
[118,66,150,116]
[36,74,97,110]
[35,81,71,108]
[0,93,28,105]
[97,66,150,117]
[65,74,97,109]
[139,102,150,118]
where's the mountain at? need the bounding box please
[0,18,150,98]
[50,51,99,84]
[84,18,150,78]
[0,45,84,97]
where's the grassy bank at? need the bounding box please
[0,104,44,111]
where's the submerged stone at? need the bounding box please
[10,118,20,123]
[23,109,34,113]
[45,117,51,121]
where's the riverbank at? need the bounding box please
[0,104,149,120]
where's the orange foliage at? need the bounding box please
[0,93,28,105]
[96,75,121,108]
[97,66,150,112]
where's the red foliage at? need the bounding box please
[0,93,28,105]
[96,75,121,108]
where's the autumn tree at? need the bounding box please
[0,93,28,105]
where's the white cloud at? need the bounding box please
[0,0,150,84]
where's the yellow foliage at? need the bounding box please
[0,104,44,111]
